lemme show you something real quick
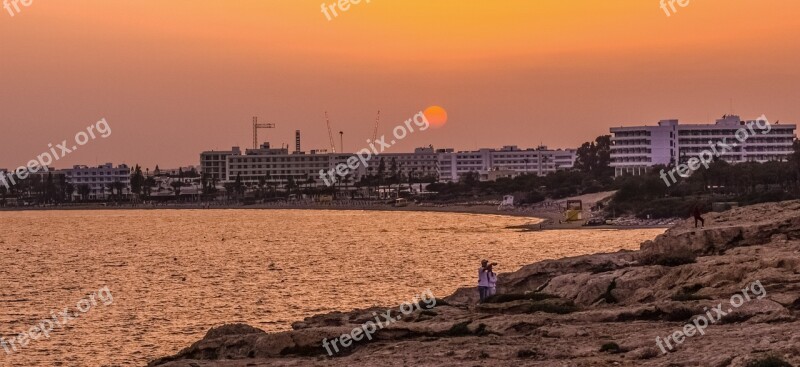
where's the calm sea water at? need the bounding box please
[0,209,664,366]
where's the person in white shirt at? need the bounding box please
[478,259,490,303]
[486,264,498,297]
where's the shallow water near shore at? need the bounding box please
[0,210,664,366]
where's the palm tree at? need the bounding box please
[341,173,352,199]
[305,176,316,196]
[107,181,125,202]
[65,183,75,203]
[234,172,244,198]
[143,177,156,200]
[170,180,184,200]
[77,184,91,202]
[130,165,145,203]
[285,176,297,197]
[257,176,267,200]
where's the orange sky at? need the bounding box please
[1,0,799,169]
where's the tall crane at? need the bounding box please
[372,110,380,141]
[324,111,337,153]
[252,116,275,149]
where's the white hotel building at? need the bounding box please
[201,143,363,186]
[610,115,797,176]
[437,146,577,182]
[201,143,577,186]
[61,163,132,200]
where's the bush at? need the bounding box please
[745,355,793,367]
[600,342,622,353]
[445,321,472,337]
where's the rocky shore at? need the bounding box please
[149,200,800,367]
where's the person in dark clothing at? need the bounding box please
[693,205,705,228]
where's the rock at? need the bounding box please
[150,200,800,367]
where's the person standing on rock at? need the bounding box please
[486,263,498,298]
[693,205,705,228]
[478,259,490,303]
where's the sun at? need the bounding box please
[423,106,448,128]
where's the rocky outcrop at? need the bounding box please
[150,200,800,367]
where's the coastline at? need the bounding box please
[0,203,671,231]
[149,200,800,367]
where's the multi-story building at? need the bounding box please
[610,115,797,176]
[200,148,239,182]
[213,143,357,186]
[61,163,131,200]
[437,146,577,182]
[200,143,577,186]
[363,146,440,181]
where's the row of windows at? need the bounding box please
[612,140,651,146]
[614,131,652,138]
[611,157,653,163]
[230,170,318,175]
[69,171,128,176]
[678,128,795,136]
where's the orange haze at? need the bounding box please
[1,0,800,168]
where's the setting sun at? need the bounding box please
[424,106,448,128]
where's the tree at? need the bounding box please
[389,158,398,183]
[110,181,126,202]
[58,175,68,203]
[285,176,297,196]
[130,165,145,202]
[377,157,386,186]
[65,183,75,202]
[143,177,156,200]
[575,135,614,177]
[234,172,244,197]
[462,171,480,187]
[170,180,183,199]
[77,184,91,202]
[257,175,267,199]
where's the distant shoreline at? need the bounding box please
[0,203,671,231]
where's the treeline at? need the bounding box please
[608,158,800,219]
[425,137,800,220]
[427,170,612,204]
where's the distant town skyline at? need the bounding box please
[2,0,800,169]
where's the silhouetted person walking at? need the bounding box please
[693,205,705,228]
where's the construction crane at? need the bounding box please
[372,110,380,141]
[324,111,337,153]
[252,116,275,149]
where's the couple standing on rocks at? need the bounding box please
[477,259,498,303]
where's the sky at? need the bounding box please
[1,0,800,170]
